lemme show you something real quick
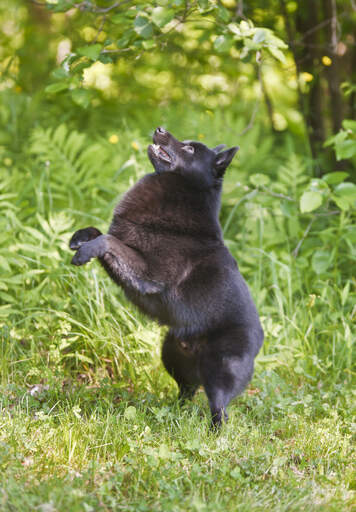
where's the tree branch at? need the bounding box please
[73,1,129,13]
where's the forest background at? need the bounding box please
[0,1,355,510]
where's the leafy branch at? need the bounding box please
[38,0,288,108]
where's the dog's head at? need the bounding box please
[148,127,239,187]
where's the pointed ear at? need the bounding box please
[214,146,239,175]
[212,144,226,153]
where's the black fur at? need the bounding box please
[70,127,264,428]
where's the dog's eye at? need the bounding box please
[183,145,194,154]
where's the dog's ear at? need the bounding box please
[214,146,239,175]
[212,144,226,153]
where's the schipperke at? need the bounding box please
[69,127,264,428]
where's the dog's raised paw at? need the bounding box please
[71,246,92,266]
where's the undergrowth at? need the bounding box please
[0,100,355,511]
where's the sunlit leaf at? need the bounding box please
[342,119,356,131]
[151,7,174,28]
[134,15,154,39]
[335,140,356,160]
[45,82,68,94]
[300,191,323,212]
[77,44,102,61]
[334,182,356,199]
[322,172,349,185]
[268,46,286,63]
[253,28,267,44]
[214,35,233,53]
[217,5,230,22]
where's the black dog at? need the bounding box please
[69,127,264,428]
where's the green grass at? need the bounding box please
[0,110,355,511]
[1,375,355,511]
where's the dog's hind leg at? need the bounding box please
[162,330,200,401]
[199,332,255,428]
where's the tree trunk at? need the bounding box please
[323,0,343,134]
[295,0,325,173]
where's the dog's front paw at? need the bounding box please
[71,244,93,266]
[71,236,106,266]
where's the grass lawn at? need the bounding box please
[1,366,355,511]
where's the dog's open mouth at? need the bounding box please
[151,144,172,163]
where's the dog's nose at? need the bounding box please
[156,127,166,135]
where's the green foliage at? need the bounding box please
[1,101,354,389]
[35,0,289,109]
[324,119,356,161]
[0,100,355,512]
[300,174,356,213]
[0,2,355,509]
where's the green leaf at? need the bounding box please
[244,38,260,51]
[71,89,91,109]
[214,35,233,53]
[51,68,68,80]
[99,54,113,64]
[0,255,11,273]
[253,29,267,44]
[312,250,332,274]
[158,444,171,459]
[0,305,17,317]
[45,82,68,94]
[47,0,75,13]
[230,466,243,480]
[334,182,356,199]
[198,0,210,10]
[309,178,329,191]
[111,13,124,24]
[134,15,154,39]
[142,40,156,50]
[322,172,349,185]
[332,194,350,211]
[151,7,174,28]
[341,280,350,306]
[217,5,230,23]
[300,191,323,213]
[228,23,241,37]
[265,32,288,49]
[117,35,131,48]
[268,46,286,63]
[64,352,94,364]
[342,119,356,132]
[326,130,347,147]
[124,406,136,421]
[71,60,93,75]
[335,139,356,160]
[239,20,255,36]
[77,44,102,61]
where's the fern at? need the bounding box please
[29,124,109,189]
[276,153,308,197]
